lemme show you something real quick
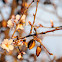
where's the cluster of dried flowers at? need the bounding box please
[1,14,26,59]
[7,14,26,29]
[0,0,62,60]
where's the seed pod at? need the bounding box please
[28,39,35,50]
[36,46,41,57]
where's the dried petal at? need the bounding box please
[1,39,14,52]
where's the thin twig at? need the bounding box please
[42,46,51,61]
[30,0,39,34]
[19,0,34,23]
[40,42,53,55]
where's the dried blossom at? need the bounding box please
[7,19,13,28]
[16,14,20,20]
[16,24,24,30]
[21,14,26,23]
[17,53,22,59]
[1,39,14,52]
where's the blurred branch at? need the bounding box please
[9,0,17,19]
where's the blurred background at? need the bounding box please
[0,0,62,62]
